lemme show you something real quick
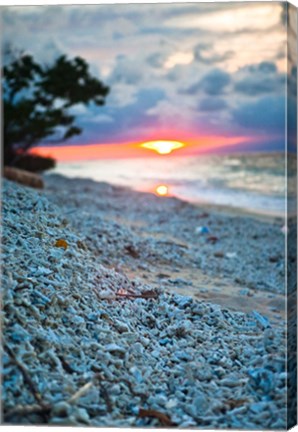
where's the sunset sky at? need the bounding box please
[2,2,290,160]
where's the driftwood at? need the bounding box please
[138,408,175,426]
[115,289,159,299]
[3,166,44,189]
[93,287,160,301]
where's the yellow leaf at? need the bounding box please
[54,239,68,249]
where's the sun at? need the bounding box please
[155,185,169,196]
[140,140,185,155]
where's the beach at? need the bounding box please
[2,175,287,428]
[45,173,286,321]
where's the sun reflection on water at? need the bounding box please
[155,185,169,196]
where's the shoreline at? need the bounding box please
[188,200,284,224]
[52,151,287,221]
[53,167,286,222]
[2,176,287,428]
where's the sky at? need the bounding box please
[1,2,292,158]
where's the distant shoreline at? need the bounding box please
[49,163,287,221]
[52,153,286,219]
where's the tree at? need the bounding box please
[2,51,110,168]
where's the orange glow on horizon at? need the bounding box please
[140,140,185,154]
[31,134,263,162]
[155,185,169,196]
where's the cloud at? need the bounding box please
[232,96,285,132]
[194,43,234,65]
[199,98,227,112]
[234,76,284,95]
[164,52,194,69]
[2,3,287,151]
[164,3,281,33]
[73,87,165,144]
[184,68,231,96]
[146,52,167,68]
[109,55,143,85]
[257,62,278,74]
[165,61,205,85]
[69,104,89,116]
[89,114,114,124]
[200,69,231,95]
[234,61,285,96]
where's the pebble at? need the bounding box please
[195,226,210,234]
[173,350,193,361]
[168,278,193,286]
[172,294,193,309]
[247,368,276,394]
[159,338,171,346]
[252,310,271,330]
[184,392,209,417]
[239,288,251,296]
[249,402,269,414]
[2,179,286,429]
[226,252,237,259]
[51,402,71,417]
[105,344,126,355]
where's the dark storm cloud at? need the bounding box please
[232,96,285,132]
[109,55,143,85]
[257,62,277,74]
[74,87,165,144]
[200,69,231,95]
[235,75,284,95]
[246,61,277,74]
[198,97,227,112]
[234,61,285,96]
[186,69,231,96]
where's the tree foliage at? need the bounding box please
[2,51,110,166]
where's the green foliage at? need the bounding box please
[13,154,56,173]
[3,52,110,166]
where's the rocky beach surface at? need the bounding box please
[2,176,287,428]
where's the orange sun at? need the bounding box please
[140,140,185,155]
[155,185,169,196]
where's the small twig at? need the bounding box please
[116,290,159,299]
[4,343,50,422]
[138,408,174,426]
[93,287,159,301]
[98,382,113,413]
[4,343,44,407]
[156,240,188,249]
[92,374,113,413]
[68,381,94,405]
[4,403,51,421]
[66,374,112,413]
[57,354,77,374]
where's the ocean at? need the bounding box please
[53,152,289,217]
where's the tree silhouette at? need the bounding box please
[3,51,110,167]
